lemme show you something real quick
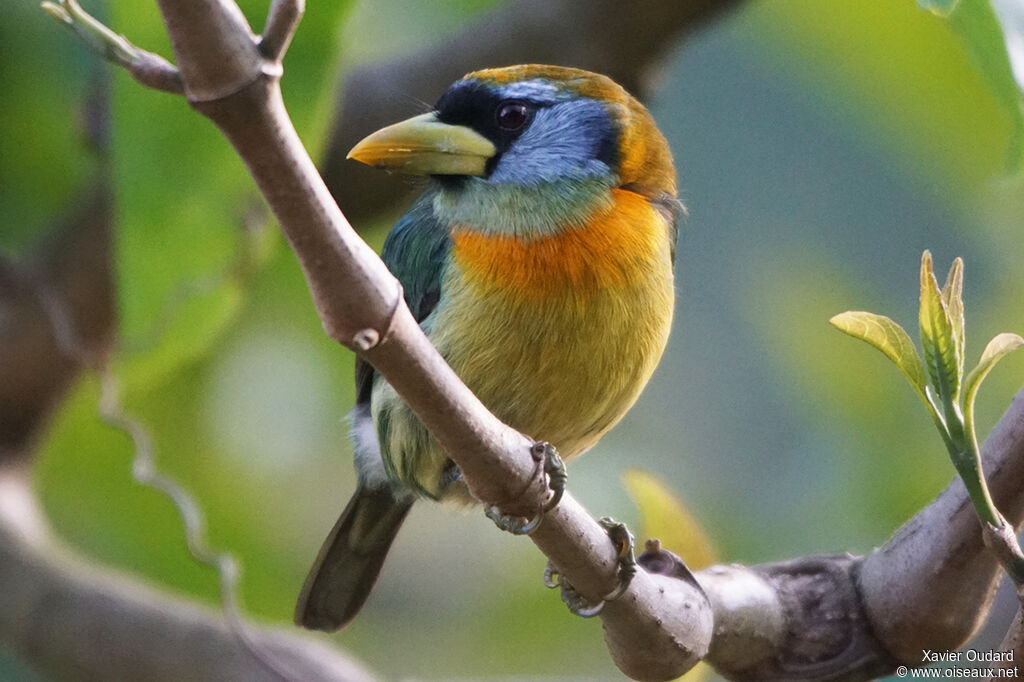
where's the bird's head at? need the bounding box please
[348,65,678,237]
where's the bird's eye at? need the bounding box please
[495,101,530,131]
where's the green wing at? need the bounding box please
[355,190,451,405]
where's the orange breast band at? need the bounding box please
[451,189,664,301]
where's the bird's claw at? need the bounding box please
[484,441,565,535]
[485,504,544,534]
[543,516,637,617]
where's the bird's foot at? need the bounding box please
[543,516,637,617]
[484,441,566,535]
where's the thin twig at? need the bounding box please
[29,256,296,682]
[42,0,183,94]
[259,0,304,63]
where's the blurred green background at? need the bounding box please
[2,0,1023,679]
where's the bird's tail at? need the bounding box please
[295,485,414,631]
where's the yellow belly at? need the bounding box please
[373,190,675,500]
[435,271,673,457]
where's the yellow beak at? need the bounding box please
[347,112,497,176]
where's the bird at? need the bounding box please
[296,64,682,632]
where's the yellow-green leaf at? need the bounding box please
[623,469,716,681]
[941,257,966,372]
[919,251,962,402]
[964,332,1024,430]
[829,310,928,403]
[622,469,716,570]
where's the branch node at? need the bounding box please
[332,282,403,352]
[350,328,380,352]
[982,516,1024,587]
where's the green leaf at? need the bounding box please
[829,310,929,405]
[919,250,962,404]
[941,256,966,383]
[947,0,1024,170]
[964,332,1024,427]
[919,0,962,17]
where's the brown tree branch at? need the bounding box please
[321,0,746,224]
[697,555,896,680]
[690,388,1024,680]
[859,387,1024,663]
[989,606,1024,681]
[152,0,711,679]
[0,463,375,682]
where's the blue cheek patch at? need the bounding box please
[489,98,617,184]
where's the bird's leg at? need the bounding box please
[484,441,565,535]
[543,517,637,617]
[439,459,463,488]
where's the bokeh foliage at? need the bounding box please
[3,0,1023,680]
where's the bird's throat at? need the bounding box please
[433,174,615,240]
